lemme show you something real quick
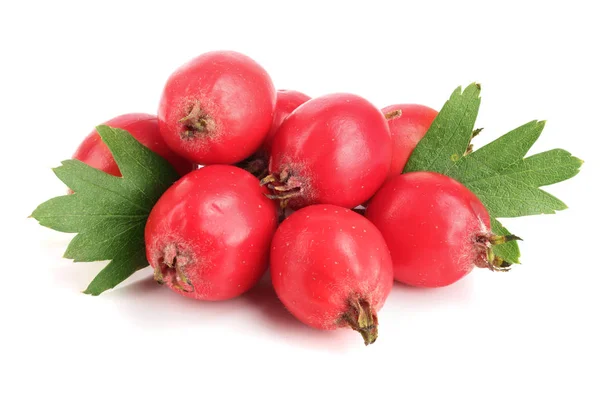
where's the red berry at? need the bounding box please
[264,93,392,210]
[240,90,310,178]
[158,51,276,164]
[145,165,278,301]
[382,104,437,178]
[263,89,311,155]
[365,172,519,288]
[73,113,194,177]
[270,205,393,345]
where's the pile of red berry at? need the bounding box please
[67,50,523,345]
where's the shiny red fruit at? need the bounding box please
[382,104,437,178]
[145,165,278,301]
[365,172,516,288]
[270,205,393,345]
[265,93,392,210]
[158,51,276,165]
[262,89,310,155]
[239,90,310,178]
[72,113,194,177]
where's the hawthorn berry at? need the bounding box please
[73,113,194,177]
[365,171,520,287]
[158,51,276,165]
[382,104,437,178]
[270,205,393,345]
[145,165,278,300]
[263,93,392,210]
[240,89,310,178]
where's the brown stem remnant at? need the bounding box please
[179,103,214,140]
[384,109,402,120]
[154,243,195,292]
[465,128,484,155]
[474,233,522,272]
[341,297,379,346]
[260,169,303,208]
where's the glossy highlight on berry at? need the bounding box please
[158,51,276,165]
[270,205,393,345]
[264,93,392,210]
[365,171,521,287]
[145,165,279,300]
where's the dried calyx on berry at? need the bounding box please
[153,243,194,292]
[474,234,523,272]
[260,169,303,208]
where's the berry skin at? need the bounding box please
[158,51,276,165]
[240,89,310,178]
[263,93,392,210]
[73,113,194,177]
[263,90,311,155]
[270,205,394,345]
[382,104,437,179]
[145,165,278,301]
[365,172,519,288]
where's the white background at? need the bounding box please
[2,1,599,399]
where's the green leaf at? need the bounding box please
[490,218,520,264]
[448,120,545,182]
[406,84,582,264]
[404,83,481,174]
[491,149,583,187]
[31,125,180,295]
[83,250,148,296]
[465,177,568,218]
